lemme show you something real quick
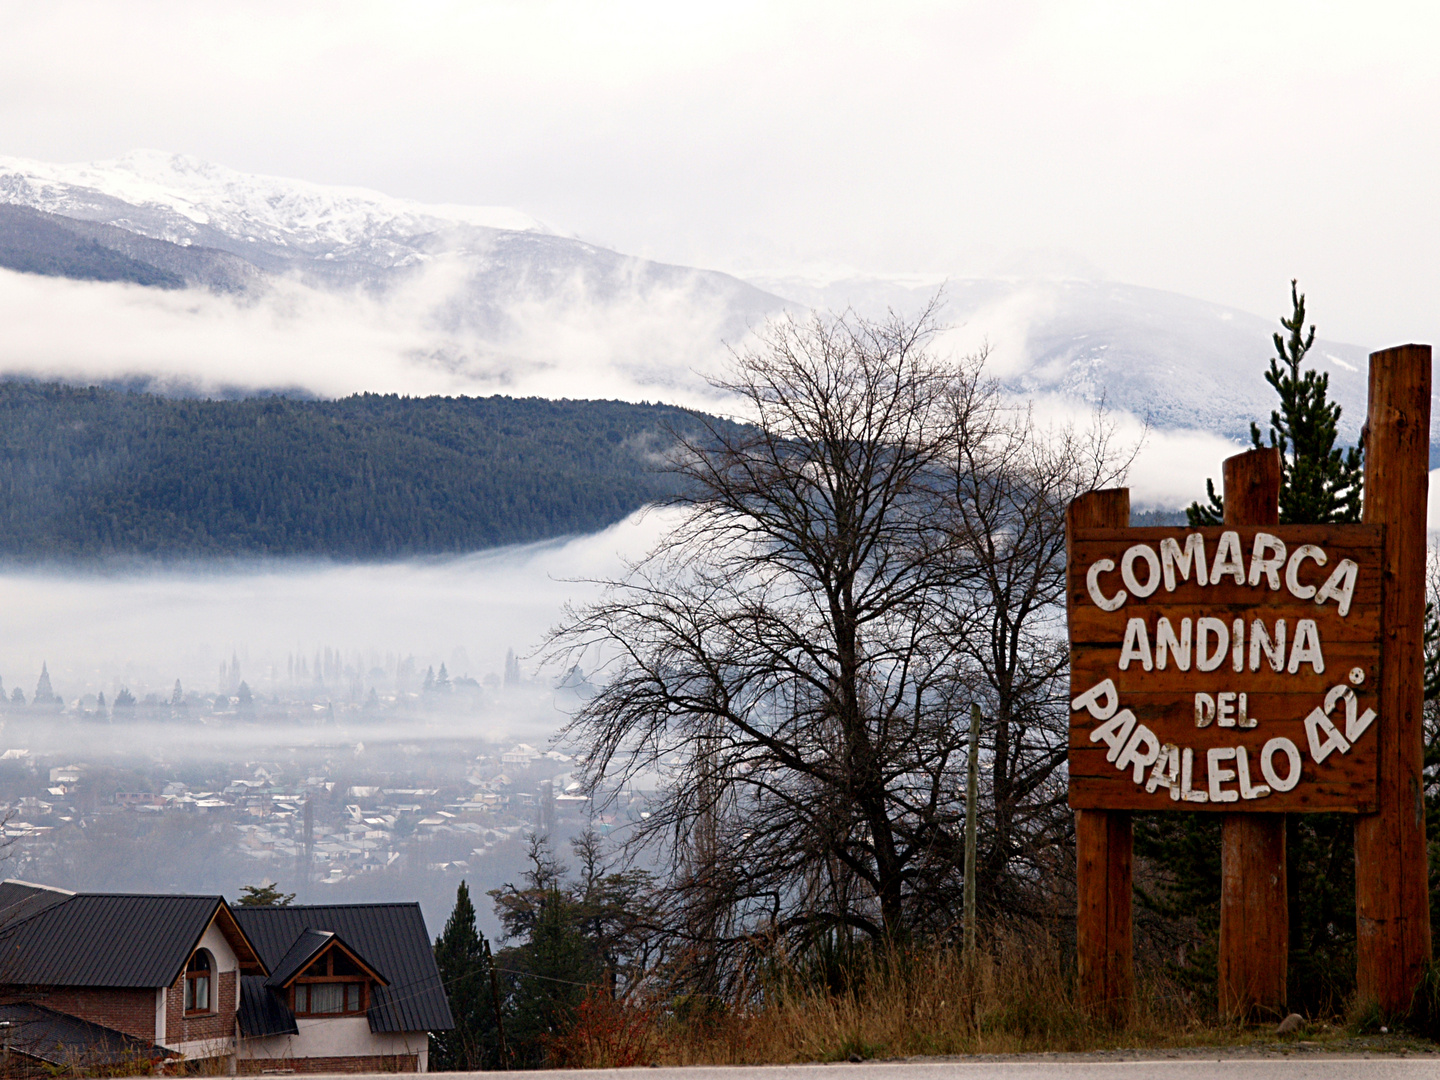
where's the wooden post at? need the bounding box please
[1355,343,1433,1013]
[1069,487,1132,1024]
[1217,448,1288,1021]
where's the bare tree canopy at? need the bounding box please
[548,305,1125,991]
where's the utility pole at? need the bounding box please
[963,702,980,961]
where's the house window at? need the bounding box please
[291,949,368,1017]
[184,950,212,1014]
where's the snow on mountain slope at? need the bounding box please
[746,269,1374,445]
[0,150,549,257]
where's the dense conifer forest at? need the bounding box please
[0,383,705,558]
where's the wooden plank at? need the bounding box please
[1355,343,1433,1012]
[1218,448,1287,1022]
[1069,488,1132,1026]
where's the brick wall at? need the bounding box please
[237,1053,418,1074]
[2,986,156,1041]
[165,969,237,1044]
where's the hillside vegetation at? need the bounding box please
[0,383,702,558]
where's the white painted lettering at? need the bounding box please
[1147,744,1180,797]
[1118,617,1153,671]
[1237,691,1256,729]
[1116,723,1161,782]
[1288,619,1325,674]
[1285,544,1326,599]
[1260,737,1302,792]
[1160,534,1208,590]
[1248,532,1288,590]
[1090,709,1137,763]
[1120,544,1162,598]
[1180,747,1208,802]
[1249,619,1286,673]
[1207,747,1240,803]
[1217,691,1237,728]
[1304,705,1350,763]
[1231,617,1245,672]
[1210,530,1245,585]
[1314,559,1358,617]
[1325,684,1376,743]
[1193,692,1215,728]
[1235,746,1272,799]
[1087,558,1126,612]
[1195,617,1229,671]
[1155,617,1192,671]
[1071,678,1119,720]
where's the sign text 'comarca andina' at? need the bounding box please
[1067,525,1383,812]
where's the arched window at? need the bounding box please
[184,950,213,1014]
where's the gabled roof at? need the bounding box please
[0,881,72,929]
[232,904,452,1033]
[265,929,388,990]
[0,885,266,988]
[237,975,298,1038]
[0,1001,175,1067]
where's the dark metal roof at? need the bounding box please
[0,882,72,931]
[231,904,453,1034]
[0,1002,175,1067]
[0,893,232,988]
[238,975,298,1038]
[265,929,335,989]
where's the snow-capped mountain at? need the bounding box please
[0,150,548,265]
[0,150,1406,475]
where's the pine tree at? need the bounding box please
[432,881,500,1070]
[436,663,451,693]
[33,663,56,707]
[170,679,185,708]
[1188,281,1362,525]
[504,649,521,689]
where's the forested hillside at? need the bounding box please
[0,384,706,558]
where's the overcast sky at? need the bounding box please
[1,1,1438,347]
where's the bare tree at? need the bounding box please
[549,305,1123,989]
[944,386,1127,916]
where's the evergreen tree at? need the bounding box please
[432,881,501,1071]
[436,663,451,693]
[236,882,295,906]
[8,687,21,708]
[236,680,254,713]
[33,663,56,707]
[170,679,185,708]
[1160,281,1366,1011]
[94,690,106,718]
[504,649,521,689]
[422,666,436,694]
[113,687,135,709]
[1188,281,1362,525]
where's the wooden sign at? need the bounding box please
[1068,524,1383,813]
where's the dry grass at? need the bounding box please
[559,930,1336,1068]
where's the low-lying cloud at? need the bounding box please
[0,259,750,406]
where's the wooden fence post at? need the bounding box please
[1069,487,1132,1024]
[1216,442,1289,1022]
[1355,343,1433,1013]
